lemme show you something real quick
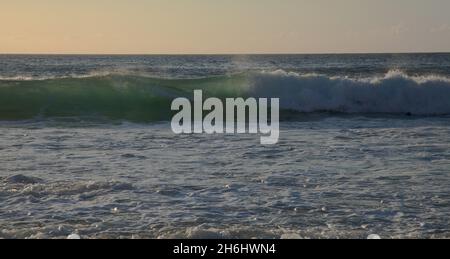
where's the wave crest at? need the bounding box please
[249,70,450,115]
[1,71,450,122]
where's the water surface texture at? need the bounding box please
[1,54,450,238]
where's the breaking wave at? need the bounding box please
[1,70,450,122]
[250,70,450,115]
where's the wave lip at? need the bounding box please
[249,70,450,115]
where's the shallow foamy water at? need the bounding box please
[1,117,450,239]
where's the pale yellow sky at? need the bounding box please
[1,0,450,54]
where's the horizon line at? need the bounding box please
[1,51,450,56]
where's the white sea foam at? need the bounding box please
[367,234,382,240]
[67,234,81,240]
[249,70,450,115]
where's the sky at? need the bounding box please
[1,0,450,54]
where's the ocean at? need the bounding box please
[1,54,450,239]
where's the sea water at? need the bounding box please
[1,54,450,238]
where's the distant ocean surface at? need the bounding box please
[1,54,450,238]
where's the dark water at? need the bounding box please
[1,53,450,79]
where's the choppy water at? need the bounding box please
[1,54,450,239]
[1,117,450,239]
[1,53,450,80]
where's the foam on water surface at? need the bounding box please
[1,54,450,239]
[1,117,450,239]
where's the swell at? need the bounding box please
[0,74,249,122]
[1,71,450,122]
